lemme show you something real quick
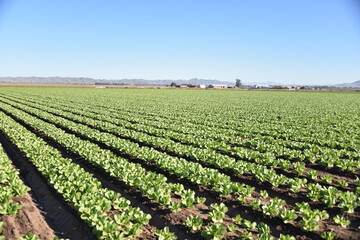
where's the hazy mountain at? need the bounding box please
[333,80,360,88]
[244,80,360,88]
[243,81,286,86]
[0,77,97,84]
[0,77,234,86]
[1,77,359,88]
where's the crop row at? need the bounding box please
[1,97,205,211]
[0,97,300,239]
[0,111,154,239]
[0,96,283,239]
[0,98,357,238]
[3,93,359,175]
[9,90,358,152]
[8,91,360,153]
[9,94,358,188]
[1,96,358,215]
[0,143,30,240]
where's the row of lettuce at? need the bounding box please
[0,96,298,239]
[0,97,306,239]
[0,144,28,240]
[0,111,157,239]
[0,94,358,238]
[20,89,358,154]
[1,95,358,215]
[3,92,358,180]
[0,144,67,240]
[0,96,282,239]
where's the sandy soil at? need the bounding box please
[1,194,56,240]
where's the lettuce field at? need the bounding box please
[0,87,359,240]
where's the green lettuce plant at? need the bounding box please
[201,224,227,240]
[184,216,203,231]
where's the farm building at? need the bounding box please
[177,84,206,88]
[178,84,196,88]
[249,85,270,89]
[207,84,227,89]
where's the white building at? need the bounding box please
[207,84,227,89]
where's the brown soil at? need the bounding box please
[0,131,96,240]
[3,93,358,182]
[7,104,359,239]
[17,97,353,193]
[1,98,359,240]
[2,111,199,240]
[1,194,55,240]
[137,225,158,239]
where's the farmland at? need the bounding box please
[0,87,359,240]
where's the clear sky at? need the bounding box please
[0,0,359,85]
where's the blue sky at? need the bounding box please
[0,0,359,85]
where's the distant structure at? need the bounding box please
[176,84,207,88]
[178,84,200,88]
[207,84,227,89]
[249,84,270,89]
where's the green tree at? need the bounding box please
[170,82,177,87]
[235,79,242,88]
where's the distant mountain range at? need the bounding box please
[0,77,359,88]
[242,81,286,86]
[333,80,360,88]
[0,77,234,86]
[244,80,360,88]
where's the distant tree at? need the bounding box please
[235,79,242,88]
[170,82,177,87]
